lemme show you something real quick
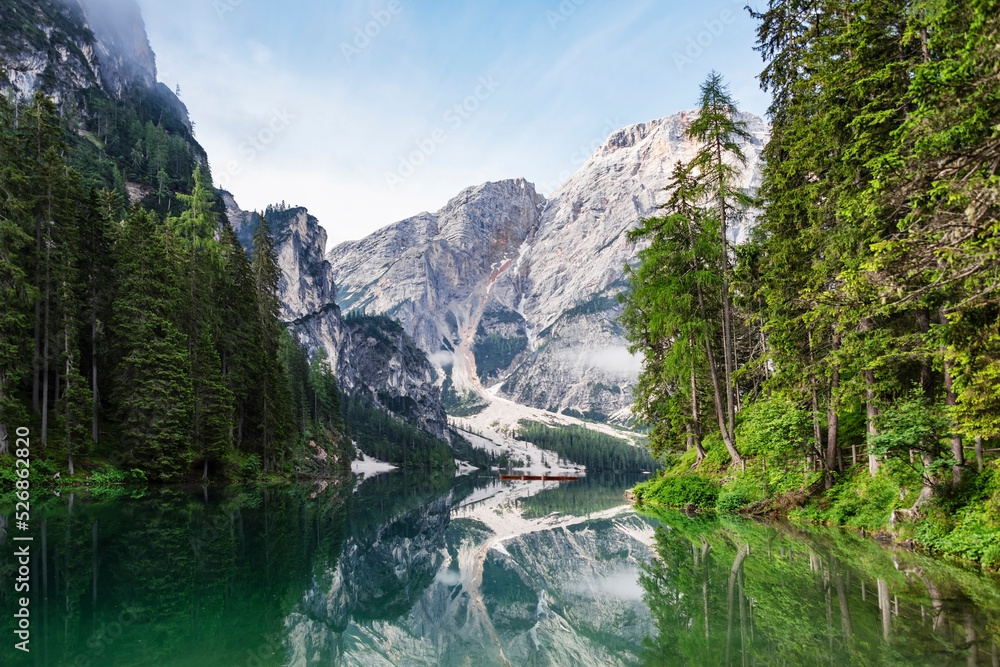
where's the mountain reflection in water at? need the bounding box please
[1,472,998,666]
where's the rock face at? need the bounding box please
[0,0,189,127]
[327,111,769,421]
[224,194,451,441]
[328,179,545,409]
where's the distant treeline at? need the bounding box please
[516,421,661,472]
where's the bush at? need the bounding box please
[824,471,899,530]
[716,490,751,513]
[90,466,147,485]
[635,474,719,508]
[224,451,263,480]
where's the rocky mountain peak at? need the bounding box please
[324,111,769,423]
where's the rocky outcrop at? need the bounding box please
[329,178,545,408]
[225,194,451,442]
[326,112,769,422]
[0,0,188,122]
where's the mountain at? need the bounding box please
[222,193,452,442]
[1,0,189,124]
[327,111,769,423]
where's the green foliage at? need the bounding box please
[807,470,901,531]
[441,373,488,417]
[633,473,719,508]
[715,490,751,513]
[0,78,354,482]
[111,208,194,480]
[869,392,952,474]
[914,463,1000,567]
[626,2,1000,568]
[735,395,814,458]
[89,465,148,486]
[340,390,454,469]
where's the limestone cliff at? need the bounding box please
[326,112,768,422]
[223,193,451,441]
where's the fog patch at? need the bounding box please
[568,567,645,601]
[554,346,642,375]
[428,350,455,367]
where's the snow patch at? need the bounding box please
[351,446,397,483]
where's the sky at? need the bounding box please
[137,0,770,249]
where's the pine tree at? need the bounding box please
[686,71,754,440]
[192,327,234,479]
[0,92,37,454]
[80,188,122,444]
[250,215,292,470]
[217,221,261,451]
[623,161,718,463]
[623,72,752,467]
[111,208,193,480]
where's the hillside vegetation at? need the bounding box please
[624,1,1000,568]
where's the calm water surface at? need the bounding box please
[1,471,999,665]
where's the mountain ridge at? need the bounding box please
[322,110,769,423]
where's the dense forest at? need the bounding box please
[624,0,1000,567]
[0,90,353,482]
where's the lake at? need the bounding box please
[1,471,998,665]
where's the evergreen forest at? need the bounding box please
[0,91,353,482]
[623,0,1000,567]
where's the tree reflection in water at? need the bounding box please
[639,511,1000,666]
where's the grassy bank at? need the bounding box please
[632,441,1000,570]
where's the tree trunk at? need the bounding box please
[942,349,965,485]
[865,369,879,476]
[808,329,823,474]
[714,135,737,437]
[878,578,891,641]
[691,362,706,463]
[32,216,41,415]
[706,337,742,465]
[65,322,75,476]
[91,291,99,444]
[827,332,841,481]
[689,234,740,465]
[41,232,51,448]
[859,318,879,476]
[917,308,934,397]
[975,436,984,472]
[913,452,936,508]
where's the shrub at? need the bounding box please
[90,466,147,485]
[635,474,719,508]
[716,490,751,513]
